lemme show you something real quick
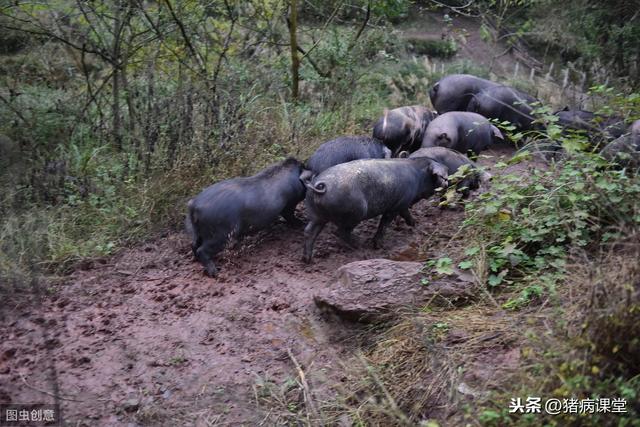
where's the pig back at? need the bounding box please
[307,159,429,220]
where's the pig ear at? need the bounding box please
[491,125,504,141]
[299,169,313,185]
[398,150,410,158]
[431,161,449,188]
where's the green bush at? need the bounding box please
[406,37,458,58]
[431,151,640,312]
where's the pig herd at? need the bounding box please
[187,73,640,277]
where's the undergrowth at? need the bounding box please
[327,92,640,426]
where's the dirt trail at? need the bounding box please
[402,10,526,78]
[0,146,526,426]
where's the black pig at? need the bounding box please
[372,105,437,155]
[467,85,541,132]
[554,108,626,144]
[302,157,448,263]
[421,111,504,155]
[407,147,491,196]
[187,157,306,277]
[429,74,499,113]
[300,136,391,184]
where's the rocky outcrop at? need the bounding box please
[314,259,473,322]
[600,134,640,169]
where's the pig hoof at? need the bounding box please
[204,265,218,277]
[302,255,312,264]
[372,239,383,249]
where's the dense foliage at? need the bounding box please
[475,0,640,87]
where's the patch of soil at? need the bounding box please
[400,9,527,77]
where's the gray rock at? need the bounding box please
[313,259,472,322]
[600,134,640,169]
[123,398,140,413]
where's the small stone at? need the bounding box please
[123,398,139,413]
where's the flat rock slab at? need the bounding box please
[314,259,473,322]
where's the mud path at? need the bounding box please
[0,147,526,426]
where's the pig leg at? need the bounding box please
[399,208,415,226]
[335,225,358,248]
[303,220,326,264]
[196,237,225,277]
[373,212,397,249]
[191,235,202,258]
[281,204,304,227]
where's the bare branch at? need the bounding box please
[0,92,28,124]
[299,0,344,61]
[297,45,331,78]
[349,0,371,50]
[211,0,238,94]
[163,0,207,73]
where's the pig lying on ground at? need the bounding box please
[467,85,541,133]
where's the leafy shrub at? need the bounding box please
[485,246,640,427]
[406,37,458,58]
[0,15,30,54]
[459,154,640,294]
[518,0,640,87]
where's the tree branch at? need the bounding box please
[349,0,371,50]
[299,0,344,60]
[296,45,331,78]
[211,0,237,94]
[163,0,207,73]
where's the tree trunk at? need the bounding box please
[288,0,300,101]
[112,3,123,150]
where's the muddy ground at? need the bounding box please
[0,145,533,426]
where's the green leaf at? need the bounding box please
[479,24,492,43]
[434,257,454,275]
[458,260,473,270]
[488,269,508,287]
[464,246,480,256]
